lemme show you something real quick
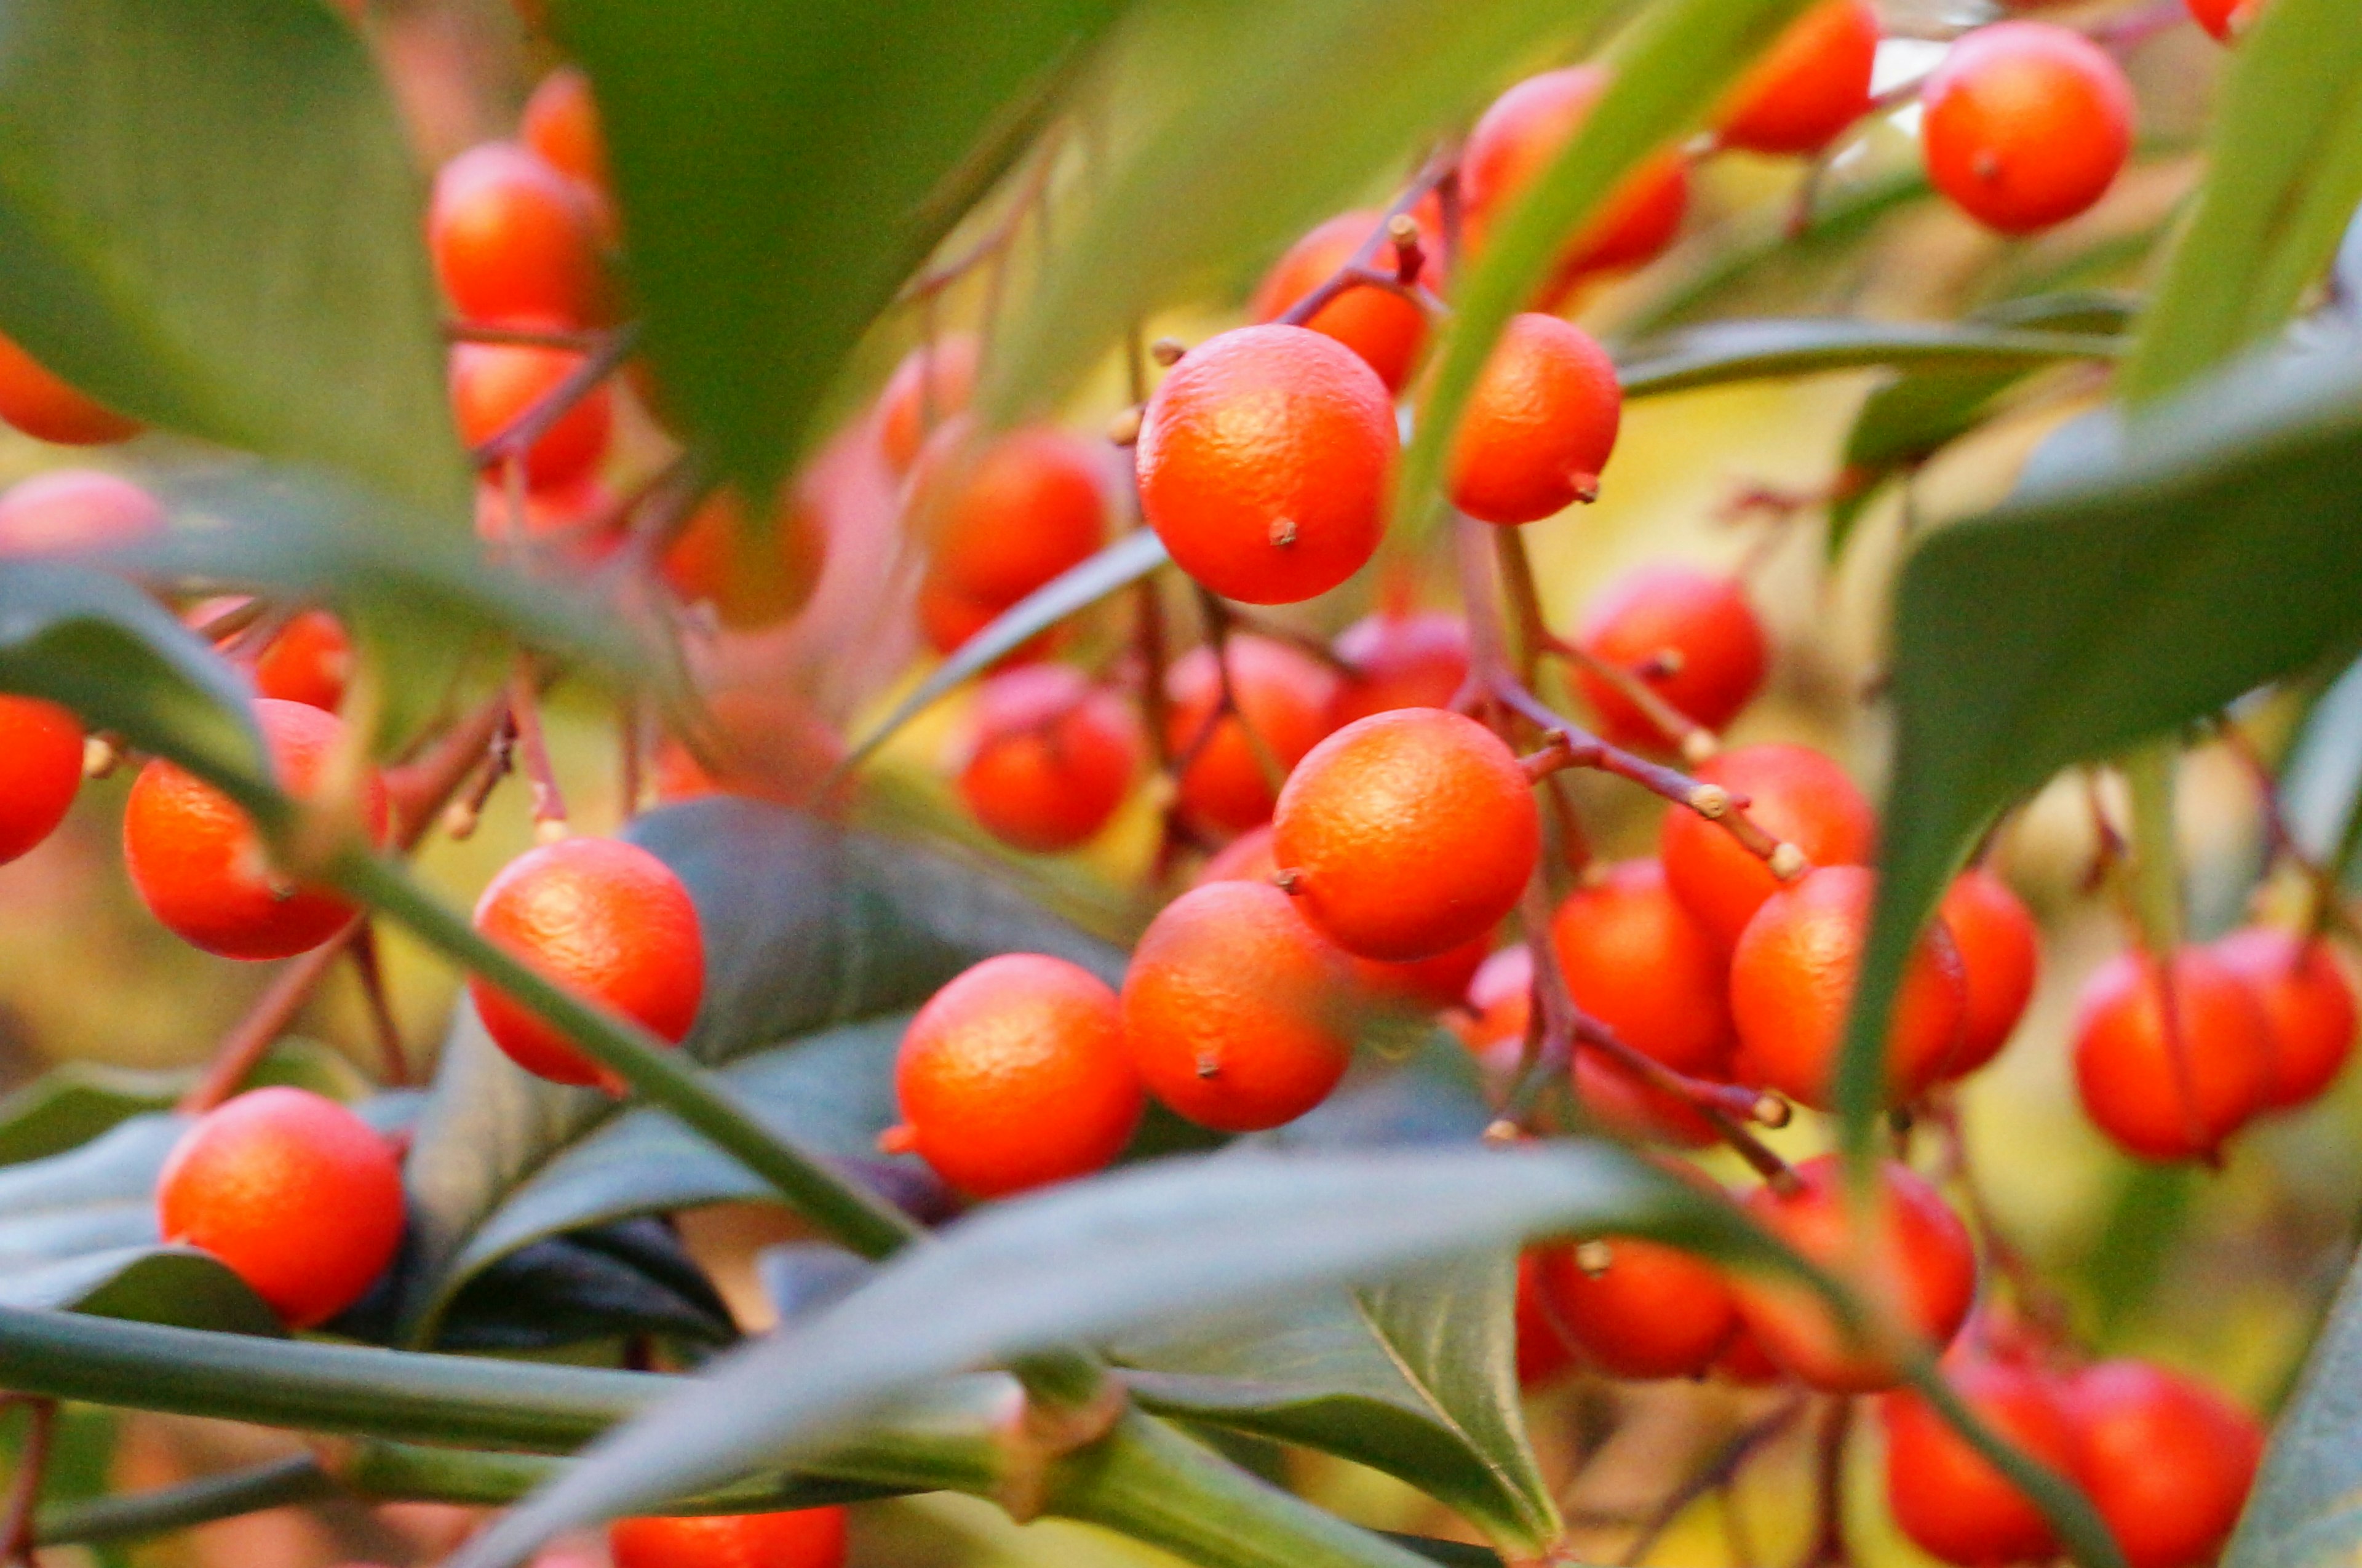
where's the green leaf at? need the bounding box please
[0,1247,284,1338]
[0,1065,181,1168]
[2278,651,2362,874]
[0,0,464,517]
[553,0,1131,496]
[2223,1252,2362,1568]
[1618,317,2123,402]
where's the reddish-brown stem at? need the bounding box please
[469,324,642,469]
[176,921,362,1113]
[1277,151,1458,333]
[0,1396,54,1568]
[1795,1397,1854,1568]
[1277,263,1449,328]
[445,319,611,351]
[349,920,407,1089]
[619,693,645,819]
[507,659,569,834]
[1543,637,1718,762]
[1618,1395,1807,1568]
[897,134,1064,305]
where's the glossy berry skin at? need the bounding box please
[470,837,706,1091]
[428,142,610,327]
[1730,866,1968,1110]
[1732,1155,1976,1393]
[1921,23,2135,235]
[1881,1356,2080,1567]
[1121,880,1359,1131]
[0,469,163,555]
[450,338,613,491]
[0,329,141,445]
[1573,567,1768,751]
[1937,868,2042,1080]
[1136,324,1397,605]
[956,665,1143,854]
[2072,947,2269,1161]
[889,954,1143,1198]
[124,699,389,961]
[1715,0,1880,156]
[1552,859,1735,1077]
[610,1510,849,1568]
[1249,210,1437,393]
[1537,1233,1738,1380]
[156,1086,405,1329]
[2186,0,2262,40]
[1661,742,1876,949]
[2214,926,2355,1110]
[1462,66,1690,285]
[1164,635,1339,838]
[1329,609,1470,727]
[2064,1361,2263,1568]
[909,420,1107,610]
[522,66,608,191]
[878,333,980,475]
[0,696,83,865]
[1447,314,1623,526]
[1271,708,1540,962]
[662,486,829,631]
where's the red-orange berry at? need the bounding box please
[1661,742,1876,949]
[1136,324,1396,605]
[1552,859,1734,1077]
[1572,567,1768,751]
[908,420,1107,611]
[1920,23,2134,235]
[1732,1154,1976,1393]
[1121,880,1359,1131]
[156,1086,405,1329]
[916,578,1067,663]
[450,337,613,492]
[469,837,706,1091]
[429,142,611,327]
[2064,1361,2263,1568]
[2071,947,2269,1161]
[878,333,980,476]
[475,475,626,567]
[1460,946,1718,1145]
[2185,0,2263,39]
[1881,1355,2079,1567]
[1164,635,1339,838]
[1447,314,1622,527]
[662,485,829,631]
[1537,1228,1738,1380]
[522,66,608,192]
[1249,210,1439,393]
[1714,0,1881,155]
[885,953,1143,1198]
[1271,708,1540,962]
[1514,1247,1583,1388]
[0,696,83,865]
[2213,925,2355,1112]
[610,1510,849,1568]
[1936,868,2041,1080]
[956,665,1143,854]
[244,609,354,712]
[0,330,141,445]
[1462,66,1690,285]
[1329,608,1471,727]
[0,469,163,554]
[123,699,389,961]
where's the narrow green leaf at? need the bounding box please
[36,1457,335,1550]
[2276,651,2362,874]
[0,1247,284,1338]
[2222,1251,2362,1568]
[1616,320,2122,402]
[0,1065,181,1168]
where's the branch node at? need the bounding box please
[1688,783,1732,819]
[1149,337,1187,367]
[1573,1239,1615,1276]
[1107,405,1143,447]
[81,736,118,779]
[1769,842,1810,881]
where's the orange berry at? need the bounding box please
[1936,868,2041,1080]
[956,665,1142,854]
[0,696,82,864]
[2072,947,2269,1161]
[1715,0,1880,155]
[1462,66,1690,285]
[877,333,980,476]
[1732,1154,1976,1393]
[1881,1355,2080,1567]
[0,469,162,554]
[1572,567,1768,750]
[662,485,829,631]
[469,837,706,1090]
[1121,880,1359,1131]
[156,1086,405,1328]
[474,475,624,566]
[450,336,613,491]
[1195,822,1281,888]
[2066,1362,2264,1568]
[916,578,1065,663]
[1552,859,1734,1077]
[907,420,1107,611]
[1447,313,1622,527]
[123,699,388,960]
[1538,1229,1738,1380]
[1661,742,1875,948]
[1329,608,1470,727]
[1249,210,1437,393]
[2185,0,2263,39]
[245,610,354,713]
[1136,324,1396,605]
[610,1511,848,1568]
[1271,708,1539,961]
[1205,827,1485,1009]
[1920,23,2134,235]
[2213,925,2356,1111]
[1712,1320,1787,1385]
[428,142,611,327]
[0,329,141,445]
[522,66,608,191]
[1164,635,1339,838]
[888,953,1142,1198]
[1514,1247,1583,1388]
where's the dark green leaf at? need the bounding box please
[0,1247,284,1337]
[0,1065,180,1168]
[428,1225,736,1353]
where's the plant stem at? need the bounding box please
[2121,744,2183,952]
[35,1456,335,1547]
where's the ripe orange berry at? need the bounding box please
[428,142,611,327]
[0,330,141,445]
[1712,1321,1786,1386]
[1732,1154,1976,1393]
[2071,947,2269,1162]
[1136,324,1396,605]
[2064,1361,2263,1568]
[1730,865,1968,1110]
[470,837,706,1090]
[877,333,980,476]
[123,699,389,961]
[1329,608,1470,727]
[1553,859,1735,1077]
[450,337,614,491]
[956,664,1142,854]
[522,66,608,191]
[0,469,162,554]
[1514,1247,1583,1388]
[1462,66,1690,285]
[1537,1230,1738,1380]
[244,610,354,712]
[610,1510,849,1568]
[1164,635,1339,838]
[1447,314,1622,527]
[908,420,1107,610]
[1920,23,2134,235]
[1936,868,2041,1080]
[885,953,1142,1198]
[0,696,83,865]
[661,485,829,631]
[1661,742,1875,949]
[916,578,1067,663]
[1572,567,1768,751]
[1881,1355,2079,1567]
[156,1086,405,1329]
[474,475,624,567]
[2185,0,2263,39]
[1249,210,1438,393]
[1121,880,1359,1131]
[2213,925,2355,1112]
[1460,946,1717,1145]
[1714,0,1880,155]
[1271,708,1539,961]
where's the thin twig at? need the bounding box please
[507,658,570,837]
[348,921,407,1089]
[469,324,642,469]
[1619,1396,1807,1567]
[445,320,611,351]
[0,1397,53,1568]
